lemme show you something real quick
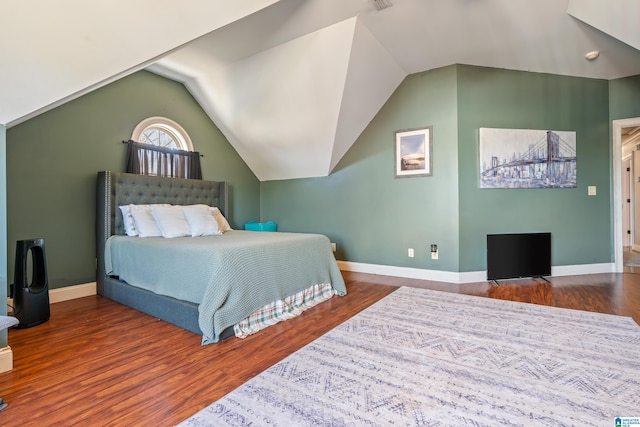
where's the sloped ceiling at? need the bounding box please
[149,17,405,180]
[3,0,640,181]
[0,0,279,126]
[567,0,640,52]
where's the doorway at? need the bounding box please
[614,119,640,272]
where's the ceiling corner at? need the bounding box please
[567,0,640,51]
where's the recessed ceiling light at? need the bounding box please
[585,50,600,60]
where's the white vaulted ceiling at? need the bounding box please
[0,0,279,126]
[149,16,405,180]
[2,0,640,180]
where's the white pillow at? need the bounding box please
[178,204,232,233]
[211,207,232,232]
[151,206,191,238]
[119,204,169,236]
[119,205,138,236]
[129,205,163,237]
[182,205,221,236]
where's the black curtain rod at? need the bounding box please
[122,140,204,157]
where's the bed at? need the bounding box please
[96,171,346,344]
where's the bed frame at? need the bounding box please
[96,171,229,336]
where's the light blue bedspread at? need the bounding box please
[105,230,346,343]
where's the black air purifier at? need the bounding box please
[13,238,50,328]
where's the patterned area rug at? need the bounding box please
[178,287,640,426]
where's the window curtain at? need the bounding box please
[124,140,202,179]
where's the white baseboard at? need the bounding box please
[551,263,615,276]
[7,282,97,313]
[337,261,484,283]
[337,261,616,284]
[0,346,13,373]
[48,282,97,303]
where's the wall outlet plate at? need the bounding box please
[431,251,438,260]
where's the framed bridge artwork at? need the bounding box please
[394,126,433,178]
[479,128,577,189]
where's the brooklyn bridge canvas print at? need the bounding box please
[479,127,577,189]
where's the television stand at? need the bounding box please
[489,276,550,286]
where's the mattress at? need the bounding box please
[105,230,346,343]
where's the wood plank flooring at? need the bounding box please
[1,271,639,426]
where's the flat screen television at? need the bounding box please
[486,232,551,281]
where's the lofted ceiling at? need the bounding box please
[623,127,640,148]
[2,0,640,180]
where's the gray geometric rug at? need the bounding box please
[177,287,640,426]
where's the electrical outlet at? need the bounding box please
[408,248,414,257]
[331,242,336,252]
[430,244,438,260]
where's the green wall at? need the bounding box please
[457,66,611,271]
[609,74,640,120]
[5,65,638,295]
[261,66,461,271]
[262,65,615,273]
[6,71,260,290]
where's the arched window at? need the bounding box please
[131,117,194,151]
[126,117,201,179]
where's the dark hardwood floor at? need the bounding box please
[1,270,639,426]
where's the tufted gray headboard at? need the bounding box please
[97,171,228,237]
[96,171,229,291]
